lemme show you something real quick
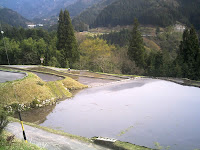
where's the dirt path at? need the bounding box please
[6,122,111,150]
[33,72,64,82]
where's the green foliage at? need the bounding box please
[144,26,200,80]
[0,27,62,67]
[145,51,170,77]
[9,103,19,112]
[79,38,115,72]
[72,0,116,31]
[57,10,65,51]
[57,9,79,67]
[117,126,134,137]
[154,142,170,150]
[30,99,40,108]
[92,0,182,28]
[0,109,8,135]
[155,27,183,59]
[78,36,143,74]
[114,141,153,150]
[72,0,200,31]
[37,81,44,86]
[179,0,200,30]
[176,26,200,80]
[99,29,130,47]
[0,131,43,150]
[48,57,60,67]
[128,19,145,68]
[66,0,102,18]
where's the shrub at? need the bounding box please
[0,108,9,135]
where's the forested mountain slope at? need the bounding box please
[92,0,183,27]
[72,0,200,30]
[178,0,200,29]
[0,0,77,19]
[72,0,117,31]
[67,0,102,18]
[0,7,30,27]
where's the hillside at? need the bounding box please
[178,0,200,30]
[1,0,199,30]
[92,0,183,27]
[0,0,77,19]
[72,0,117,31]
[0,7,30,27]
[67,0,102,18]
[72,0,200,30]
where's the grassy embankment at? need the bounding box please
[114,141,153,150]
[0,131,44,150]
[0,68,87,110]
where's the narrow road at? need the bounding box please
[33,72,64,82]
[6,122,111,150]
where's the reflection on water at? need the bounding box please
[0,71,25,83]
[70,89,83,96]
[23,78,200,150]
[17,104,56,124]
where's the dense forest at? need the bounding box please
[66,0,102,18]
[0,27,57,65]
[72,0,116,31]
[72,0,200,31]
[1,20,199,80]
[92,0,182,27]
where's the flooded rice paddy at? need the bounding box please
[21,78,200,150]
[0,70,26,83]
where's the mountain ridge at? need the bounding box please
[0,0,78,19]
[73,0,200,30]
[67,0,102,18]
[0,7,30,27]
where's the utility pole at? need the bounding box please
[18,111,27,143]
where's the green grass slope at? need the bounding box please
[0,71,87,110]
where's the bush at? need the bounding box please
[0,108,9,135]
[30,99,40,108]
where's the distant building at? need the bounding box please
[27,24,44,28]
[142,34,153,37]
[37,24,44,27]
[27,24,36,28]
[174,24,186,32]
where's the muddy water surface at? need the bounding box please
[0,71,25,83]
[22,78,200,150]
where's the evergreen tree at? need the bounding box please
[177,26,200,80]
[57,10,65,51]
[154,51,164,76]
[57,9,79,67]
[128,18,145,68]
